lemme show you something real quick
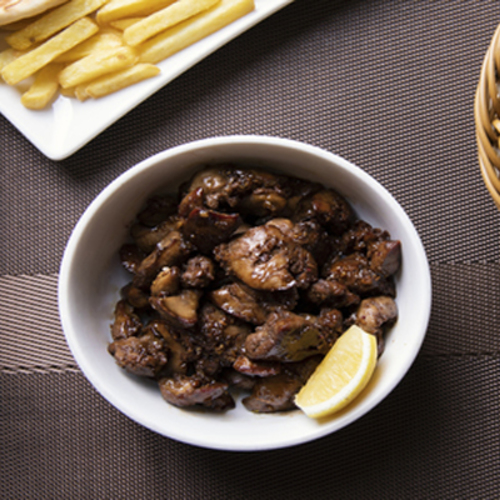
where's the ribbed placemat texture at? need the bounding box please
[1,0,500,498]
[2,358,499,499]
[1,0,499,276]
[1,265,499,370]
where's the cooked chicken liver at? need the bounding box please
[108,332,168,378]
[108,165,401,413]
[214,225,317,291]
[244,310,335,362]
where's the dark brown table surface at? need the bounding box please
[2,1,500,498]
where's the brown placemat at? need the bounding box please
[1,0,500,498]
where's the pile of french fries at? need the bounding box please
[0,0,255,109]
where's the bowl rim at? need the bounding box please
[58,135,432,451]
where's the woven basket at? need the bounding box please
[475,23,500,210]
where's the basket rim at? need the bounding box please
[474,23,500,210]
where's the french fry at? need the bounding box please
[96,0,176,25]
[1,17,98,85]
[0,49,17,72]
[109,17,144,30]
[58,44,137,88]
[123,0,219,47]
[60,86,77,98]
[6,0,110,51]
[138,0,255,64]
[75,84,90,100]
[0,48,27,83]
[0,48,26,73]
[0,0,255,109]
[20,63,63,109]
[54,31,123,62]
[85,62,159,97]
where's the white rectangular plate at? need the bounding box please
[0,0,293,160]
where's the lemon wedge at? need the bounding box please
[295,325,378,418]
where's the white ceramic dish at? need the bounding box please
[0,0,293,161]
[58,135,432,451]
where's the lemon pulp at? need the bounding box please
[295,325,378,419]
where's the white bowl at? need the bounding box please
[58,136,431,451]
